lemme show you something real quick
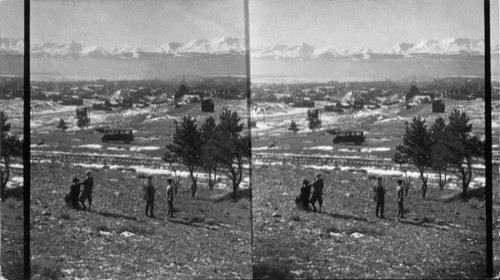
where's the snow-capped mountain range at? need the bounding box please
[0,38,24,55]
[251,38,489,59]
[1,36,498,59]
[26,37,245,59]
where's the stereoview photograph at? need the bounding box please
[249,0,499,278]
[29,0,251,278]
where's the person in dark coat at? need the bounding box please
[309,173,324,213]
[65,177,81,209]
[373,176,386,219]
[295,179,311,210]
[79,170,94,211]
[143,175,156,217]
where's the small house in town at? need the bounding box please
[432,99,445,113]
[201,99,215,112]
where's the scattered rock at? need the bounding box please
[120,231,135,237]
[351,232,365,238]
[346,193,353,197]
[42,211,51,216]
[272,213,282,218]
[114,191,123,196]
[330,232,343,238]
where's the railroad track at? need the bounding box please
[252,152,496,177]
[30,150,171,169]
[29,150,497,177]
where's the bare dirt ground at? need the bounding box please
[29,98,252,279]
[251,98,498,278]
[1,197,24,280]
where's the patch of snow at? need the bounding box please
[129,146,160,152]
[252,146,270,151]
[305,146,334,151]
[6,176,23,189]
[106,147,126,151]
[330,232,344,237]
[351,232,365,238]
[76,144,102,149]
[10,163,23,169]
[338,148,358,153]
[360,147,391,153]
[120,231,135,237]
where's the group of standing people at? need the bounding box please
[143,175,175,218]
[65,171,175,219]
[64,170,94,211]
[294,173,406,221]
[373,176,405,221]
[295,172,324,213]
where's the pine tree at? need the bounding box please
[307,109,322,132]
[288,120,299,134]
[444,109,484,200]
[396,117,433,199]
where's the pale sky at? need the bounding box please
[0,0,24,38]
[30,0,245,48]
[250,0,499,51]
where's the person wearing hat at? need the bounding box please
[65,177,82,209]
[373,176,386,219]
[396,179,404,221]
[79,170,94,211]
[309,172,324,213]
[143,175,156,218]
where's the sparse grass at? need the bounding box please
[468,198,483,209]
[30,162,251,279]
[421,216,435,223]
[290,214,301,222]
[94,222,110,232]
[323,225,340,233]
[253,261,293,280]
[344,223,384,236]
[4,198,19,209]
[116,222,154,235]
[190,216,204,223]
[253,164,488,279]
[1,195,24,280]
[31,258,62,280]
[59,212,71,220]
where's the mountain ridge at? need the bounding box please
[2,36,497,60]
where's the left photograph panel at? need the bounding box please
[30,0,251,279]
[0,0,25,279]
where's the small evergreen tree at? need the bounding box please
[288,120,299,134]
[200,116,219,191]
[306,109,321,132]
[444,109,484,200]
[57,118,68,131]
[76,108,90,131]
[166,115,202,197]
[429,116,448,191]
[214,110,250,200]
[1,111,23,200]
[396,117,433,199]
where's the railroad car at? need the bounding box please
[101,129,134,144]
[332,130,365,145]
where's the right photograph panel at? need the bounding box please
[249,0,496,278]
